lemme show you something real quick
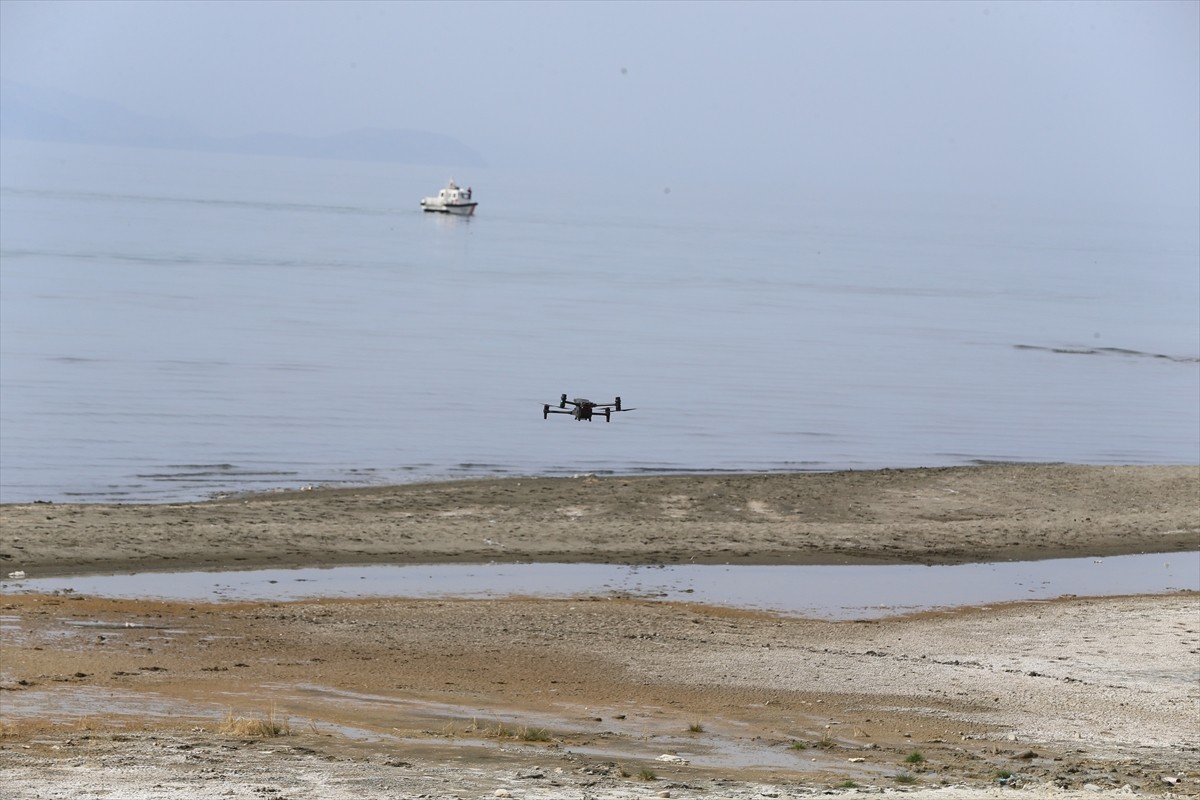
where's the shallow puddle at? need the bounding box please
[0,685,220,725]
[3,552,1196,619]
[223,683,859,774]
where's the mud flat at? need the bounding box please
[2,464,1197,576]
[1,465,1198,798]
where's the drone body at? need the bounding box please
[543,394,633,422]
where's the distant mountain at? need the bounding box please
[210,128,486,166]
[0,80,196,147]
[0,81,486,167]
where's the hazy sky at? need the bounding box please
[2,0,1198,208]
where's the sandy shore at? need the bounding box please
[2,464,1197,576]
[2,465,1198,799]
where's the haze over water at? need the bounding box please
[1,141,1196,503]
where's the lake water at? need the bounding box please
[2,140,1197,503]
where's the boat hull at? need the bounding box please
[421,202,477,216]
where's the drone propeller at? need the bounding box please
[592,398,634,412]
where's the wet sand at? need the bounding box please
[2,465,1198,798]
[2,464,1197,577]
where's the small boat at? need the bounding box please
[420,179,477,215]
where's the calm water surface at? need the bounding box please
[2,141,1197,502]
[5,553,1197,620]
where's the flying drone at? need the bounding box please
[543,394,634,422]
